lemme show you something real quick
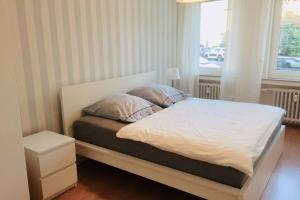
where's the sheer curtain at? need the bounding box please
[220,0,275,103]
[176,3,201,96]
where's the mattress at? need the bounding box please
[117,98,285,176]
[73,115,282,189]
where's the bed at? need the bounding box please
[61,71,285,200]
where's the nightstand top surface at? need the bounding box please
[23,131,74,154]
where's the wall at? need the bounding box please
[0,0,30,199]
[8,0,177,135]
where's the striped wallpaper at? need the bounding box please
[9,0,177,136]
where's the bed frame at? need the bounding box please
[61,71,285,200]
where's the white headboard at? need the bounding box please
[61,71,157,137]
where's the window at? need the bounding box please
[199,0,228,75]
[269,0,300,80]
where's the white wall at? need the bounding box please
[0,0,30,199]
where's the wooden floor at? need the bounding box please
[55,126,300,200]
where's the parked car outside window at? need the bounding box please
[277,56,300,71]
[204,47,225,61]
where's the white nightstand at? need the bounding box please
[23,131,77,200]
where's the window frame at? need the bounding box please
[268,0,300,81]
[199,0,300,81]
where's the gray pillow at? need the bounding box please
[83,93,162,123]
[128,83,189,107]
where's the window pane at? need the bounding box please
[200,0,228,69]
[277,0,300,71]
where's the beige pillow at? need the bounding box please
[128,83,189,107]
[83,93,162,123]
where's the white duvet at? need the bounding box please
[116,98,285,176]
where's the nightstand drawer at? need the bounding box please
[41,164,77,200]
[39,143,75,177]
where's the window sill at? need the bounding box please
[197,74,300,87]
[262,78,300,87]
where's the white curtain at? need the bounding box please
[176,3,201,96]
[220,0,275,103]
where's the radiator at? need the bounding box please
[198,82,220,100]
[271,88,300,124]
[198,81,300,124]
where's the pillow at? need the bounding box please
[127,83,189,107]
[83,93,162,123]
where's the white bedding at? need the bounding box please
[116,98,285,176]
